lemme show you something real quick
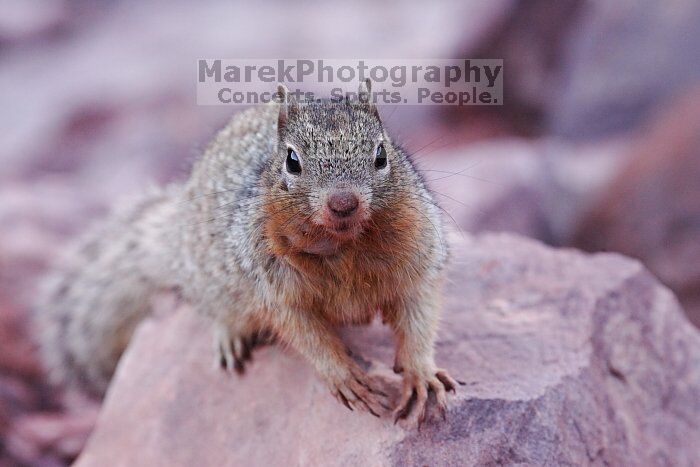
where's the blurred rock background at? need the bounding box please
[0,0,699,464]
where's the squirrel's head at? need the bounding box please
[267,80,403,253]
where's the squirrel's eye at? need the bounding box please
[286,148,301,174]
[374,143,387,169]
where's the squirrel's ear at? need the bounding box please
[277,84,298,133]
[357,78,379,119]
[358,78,372,102]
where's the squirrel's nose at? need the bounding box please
[327,190,359,218]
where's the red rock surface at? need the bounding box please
[76,234,700,466]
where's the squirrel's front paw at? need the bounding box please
[393,367,461,428]
[214,326,274,374]
[326,364,391,418]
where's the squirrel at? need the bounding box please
[37,80,459,425]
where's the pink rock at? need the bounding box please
[0,303,42,379]
[0,0,69,47]
[5,409,98,464]
[75,234,700,466]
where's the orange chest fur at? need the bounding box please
[264,196,427,321]
[279,236,421,323]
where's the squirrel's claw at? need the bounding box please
[215,328,274,374]
[393,368,458,429]
[436,369,460,393]
[216,333,236,371]
[216,335,247,374]
[329,366,390,418]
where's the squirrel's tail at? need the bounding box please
[35,187,180,397]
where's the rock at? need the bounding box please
[444,0,584,134]
[573,87,700,326]
[0,302,43,379]
[450,0,700,140]
[426,141,556,242]
[547,0,700,140]
[426,138,628,244]
[5,409,99,463]
[0,0,70,48]
[76,234,700,466]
